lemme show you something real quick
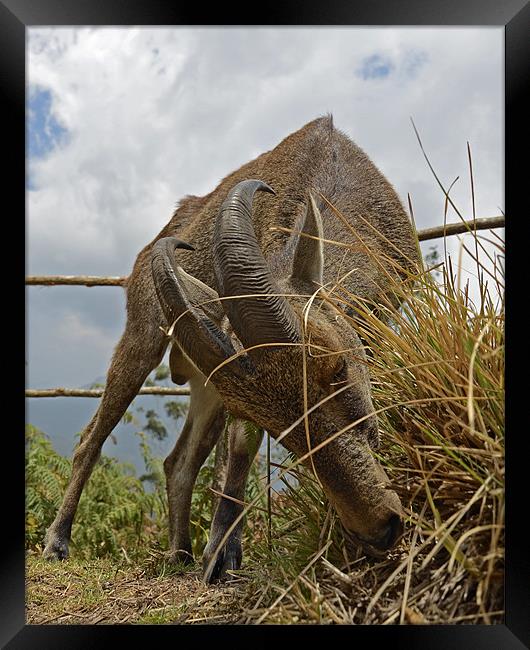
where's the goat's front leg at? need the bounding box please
[43,314,167,561]
[202,419,264,583]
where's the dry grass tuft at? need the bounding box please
[232,210,504,624]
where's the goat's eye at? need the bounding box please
[332,358,347,381]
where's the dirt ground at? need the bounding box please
[26,548,504,626]
[26,554,245,625]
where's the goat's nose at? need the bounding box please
[376,513,403,550]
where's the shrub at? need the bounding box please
[25,425,166,560]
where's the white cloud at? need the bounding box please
[57,309,116,350]
[27,27,504,390]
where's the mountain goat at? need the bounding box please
[44,115,419,581]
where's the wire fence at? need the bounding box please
[25,215,504,398]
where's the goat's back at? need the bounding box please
[135,116,418,312]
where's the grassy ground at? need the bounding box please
[26,553,241,625]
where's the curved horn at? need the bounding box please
[213,179,301,351]
[151,237,241,377]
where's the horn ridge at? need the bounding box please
[213,179,301,352]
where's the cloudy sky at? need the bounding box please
[26,27,504,459]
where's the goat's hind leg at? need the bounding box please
[43,318,167,561]
[163,369,225,565]
[202,419,264,583]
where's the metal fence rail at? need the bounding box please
[416,215,504,241]
[25,216,504,289]
[25,275,127,287]
[25,387,190,398]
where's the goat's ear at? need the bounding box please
[175,267,225,324]
[291,192,324,287]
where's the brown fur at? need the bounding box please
[43,116,419,579]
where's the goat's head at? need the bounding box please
[151,179,403,554]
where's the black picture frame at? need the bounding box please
[8,0,529,646]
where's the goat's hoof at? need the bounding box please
[202,538,242,584]
[43,534,69,561]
